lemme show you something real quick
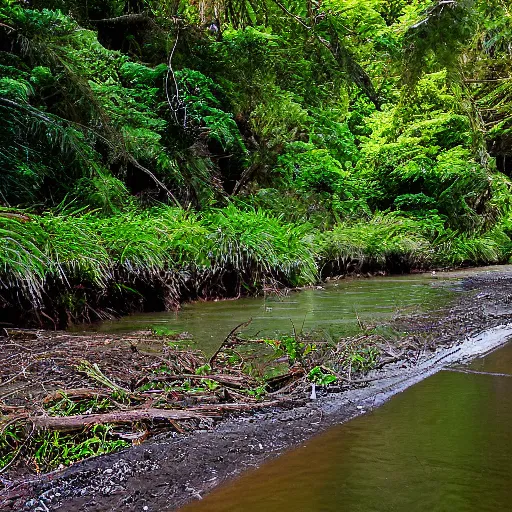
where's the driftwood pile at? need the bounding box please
[0,318,441,476]
[0,325,301,476]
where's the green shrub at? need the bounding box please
[278,142,350,194]
[203,205,317,286]
[434,228,510,266]
[318,214,437,272]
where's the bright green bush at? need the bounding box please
[278,142,351,194]
[318,214,435,271]
[433,228,510,266]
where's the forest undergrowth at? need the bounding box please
[2,0,512,326]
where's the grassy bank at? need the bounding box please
[0,205,317,327]
[1,205,511,328]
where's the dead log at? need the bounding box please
[22,400,285,432]
[42,388,112,404]
[29,408,211,432]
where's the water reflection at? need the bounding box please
[469,341,512,375]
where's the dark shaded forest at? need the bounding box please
[2,0,512,327]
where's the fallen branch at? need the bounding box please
[29,408,211,432]
[209,319,252,367]
[189,400,288,412]
[268,377,304,396]
[42,388,118,404]
[147,373,257,389]
[266,370,304,393]
[20,400,284,432]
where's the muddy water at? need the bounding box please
[91,274,460,354]
[179,342,512,512]
[468,339,512,374]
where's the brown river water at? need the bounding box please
[178,338,512,512]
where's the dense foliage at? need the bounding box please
[2,0,512,326]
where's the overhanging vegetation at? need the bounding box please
[1,0,512,326]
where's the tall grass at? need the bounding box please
[0,205,318,325]
[317,213,511,274]
[433,228,509,266]
[317,214,433,274]
[203,205,317,288]
[92,208,208,273]
[0,214,48,305]
[40,213,111,286]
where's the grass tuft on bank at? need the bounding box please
[0,206,318,326]
[1,205,511,327]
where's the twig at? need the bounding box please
[165,25,187,128]
[209,319,252,367]
[0,422,35,475]
[0,22,15,32]
[0,383,32,402]
[272,0,311,29]
[0,367,32,388]
[127,156,181,207]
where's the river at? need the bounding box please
[93,267,512,512]
[91,273,466,354]
[178,337,512,512]
[17,266,512,511]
